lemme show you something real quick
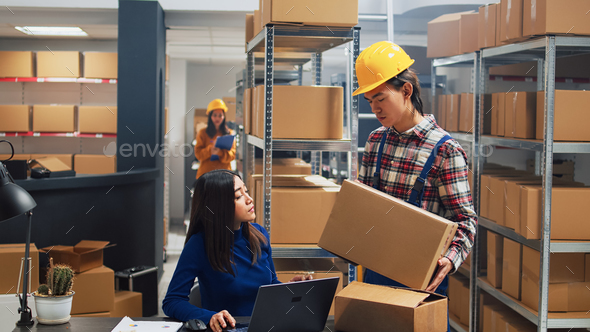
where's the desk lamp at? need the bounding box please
[0,140,37,326]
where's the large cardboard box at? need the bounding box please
[500,0,524,43]
[495,2,504,46]
[428,12,474,58]
[446,94,460,133]
[0,105,30,132]
[254,175,339,244]
[491,93,506,136]
[488,175,538,226]
[71,266,115,315]
[253,158,312,175]
[245,13,254,50]
[41,240,112,273]
[537,90,590,142]
[487,231,504,288]
[0,51,34,77]
[505,91,536,139]
[522,246,584,284]
[84,52,117,79]
[111,291,142,317]
[481,171,531,221]
[78,106,117,134]
[254,85,343,139]
[460,12,480,54]
[74,154,116,174]
[31,154,74,169]
[273,259,343,316]
[37,51,81,78]
[479,4,498,49]
[32,105,76,133]
[253,10,262,37]
[459,93,473,133]
[261,0,358,28]
[523,0,590,37]
[520,186,590,240]
[501,238,522,300]
[334,281,448,332]
[482,304,509,332]
[319,180,458,290]
[243,88,252,134]
[0,244,39,295]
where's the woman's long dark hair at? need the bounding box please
[185,169,267,276]
[206,110,230,138]
[386,68,424,116]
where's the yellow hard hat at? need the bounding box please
[206,99,228,115]
[352,41,415,96]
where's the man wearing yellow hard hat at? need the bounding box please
[354,41,477,328]
[194,99,236,179]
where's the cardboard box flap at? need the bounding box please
[428,10,475,24]
[336,282,442,308]
[30,157,70,172]
[74,240,114,254]
[40,245,74,253]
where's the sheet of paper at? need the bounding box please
[111,316,183,332]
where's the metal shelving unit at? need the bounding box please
[241,26,360,278]
[434,36,590,332]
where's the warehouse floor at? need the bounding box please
[157,222,185,317]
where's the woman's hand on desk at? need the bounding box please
[209,310,236,332]
[288,274,313,282]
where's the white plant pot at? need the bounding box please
[32,291,75,325]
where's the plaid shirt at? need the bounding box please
[359,115,477,272]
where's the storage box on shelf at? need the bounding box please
[260,0,358,27]
[37,51,81,78]
[427,11,476,58]
[0,51,34,77]
[536,90,590,142]
[0,105,30,132]
[479,4,498,49]
[523,0,590,37]
[78,106,118,134]
[74,154,117,174]
[32,105,76,133]
[84,52,117,79]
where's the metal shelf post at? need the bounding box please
[262,26,275,232]
[311,53,322,175]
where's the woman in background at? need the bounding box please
[194,99,236,179]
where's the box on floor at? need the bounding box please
[37,51,81,78]
[335,281,448,332]
[0,105,30,133]
[78,106,118,134]
[260,0,358,27]
[0,244,39,295]
[0,51,34,77]
[319,180,457,290]
[74,154,117,174]
[32,105,76,133]
[84,52,118,79]
[111,291,142,317]
[273,259,342,316]
[71,266,115,315]
[252,85,343,139]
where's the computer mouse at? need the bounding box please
[184,318,208,331]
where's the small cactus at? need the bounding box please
[44,258,74,296]
[37,284,50,296]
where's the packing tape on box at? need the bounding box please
[485,5,489,46]
[531,0,537,33]
[506,0,512,41]
[512,92,517,137]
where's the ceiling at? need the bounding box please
[0,3,486,66]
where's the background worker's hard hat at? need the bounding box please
[206,99,228,115]
[352,41,415,96]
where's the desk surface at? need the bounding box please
[13,317,337,332]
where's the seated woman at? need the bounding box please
[162,170,310,332]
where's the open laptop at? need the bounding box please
[224,277,340,332]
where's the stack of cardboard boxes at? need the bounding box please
[434,93,492,134]
[40,240,142,318]
[0,154,116,175]
[428,0,590,58]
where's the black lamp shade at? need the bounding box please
[0,163,36,222]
